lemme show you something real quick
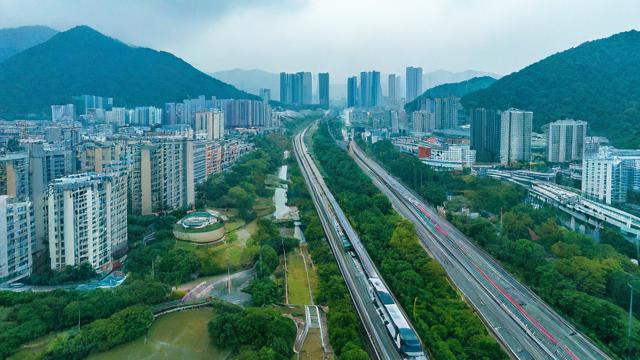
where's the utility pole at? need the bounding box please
[629,283,635,340]
[413,297,417,318]
[227,248,231,294]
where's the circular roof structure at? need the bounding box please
[180,211,218,229]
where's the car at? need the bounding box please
[9,282,25,288]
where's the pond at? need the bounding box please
[88,308,229,360]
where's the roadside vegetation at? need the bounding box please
[312,122,507,360]
[287,148,370,359]
[208,300,297,360]
[0,133,293,360]
[0,281,169,359]
[362,135,640,359]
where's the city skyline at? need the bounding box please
[1,0,639,79]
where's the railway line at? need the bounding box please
[293,124,427,360]
[349,138,611,360]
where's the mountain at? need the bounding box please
[424,70,501,89]
[405,76,497,112]
[462,30,640,148]
[0,25,58,63]
[211,68,280,98]
[0,26,256,119]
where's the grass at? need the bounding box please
[8,332,66,360]
[224,219,245,233]
[287,249,314,305]
[254,197,275,217]
[300,328,326,360]
[175,230,257,274]
[211,244,256,269]
[301,246,318,299]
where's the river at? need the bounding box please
[88,309,229,360]
[273,161,293,220]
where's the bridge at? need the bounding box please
[485,169,640,245]
[152,299,212,318]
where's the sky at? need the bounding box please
[1,0,639,80]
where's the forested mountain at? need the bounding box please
[211,68,280,98]
[0,25,256,119]
[423,69,500,89]
[0,25,57,63]
[405,76,496,112]
[462,30,640,148]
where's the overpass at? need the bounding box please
[486,169,640,244]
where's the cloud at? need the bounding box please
[0,0,306,48]
[0,0,638,80]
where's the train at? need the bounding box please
[333,217,427,359]
[299,133,427,359]
[368,277,427,359]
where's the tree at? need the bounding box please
[256,245,279,278]
[536,218,564,248]
[208,305,296,360]
[551,241,582,258]
[555,256,607,296]
[228,185,256,221]
[156,248,200,285]
[502,212,533,241]
[245,278,282,306]
[339,342,370,360]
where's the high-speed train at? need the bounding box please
[368,277,427,360]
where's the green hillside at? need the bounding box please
[462,30,640,148]
[0,25,256,119]
[0,25,57,63]
[405,76,496,112]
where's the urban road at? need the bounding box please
[348,138,611,360]
[293,125,406,360]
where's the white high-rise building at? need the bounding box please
[51,104,75,122]
[546,119,587,163]
[132,106,163,126]
[412,111,436,133]
[582,147,640,205]
[499,109,533,165]
[0,153,30,200]
[0,196,34,284]
[105,107,127,127]
[406,66,423,102]
[28,143,75,251]
[126,139,195,215]
[194,110,225,141]
[388,74,398,100]
[47,172,127,272]
[103,164,129,256]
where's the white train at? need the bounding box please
[368,277,427,359]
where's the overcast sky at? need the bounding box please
[1,0,639,80]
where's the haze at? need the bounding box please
[0,0,639,79]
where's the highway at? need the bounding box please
[349,139,611,360]
[293,124,426,360]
